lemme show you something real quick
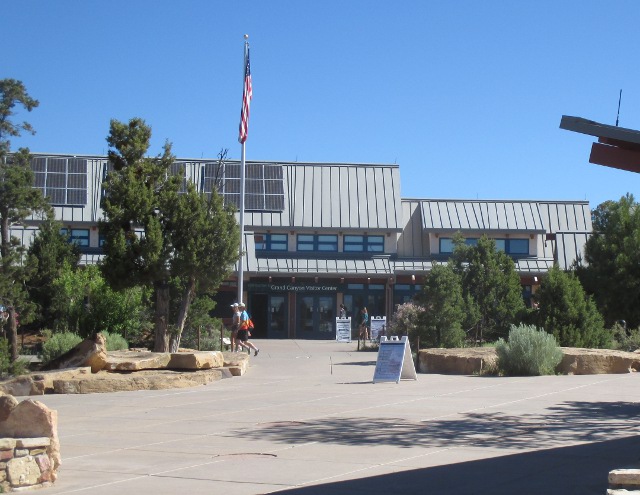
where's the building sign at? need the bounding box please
[373,336,417,384]
[336,317,351,342]
[370,316,386,340]
[248,282,341,293]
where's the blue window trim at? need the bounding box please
[343,235,384,253]
[255,233,288,252]
[297,234,338,252]
[439,237,529,256]
[60,228,90,247]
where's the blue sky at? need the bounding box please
[5,1,640,208]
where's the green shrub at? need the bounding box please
[0,338,31,378]
[611,323,640,352]
[496,324,563,376]
[101,331,129,351]
[180,325,222,351]
[40,332,82,364]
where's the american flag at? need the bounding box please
[238,47,252,144]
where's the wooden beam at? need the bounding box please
[589,142,640,173]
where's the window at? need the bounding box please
[343,235,384,253]
[496,238,529,255]
[60,228,90,247]
[297,234,338,252]
[439,237,477,254]
[255,233,288,252]
[440,237,529,256]
[32,156,88,205]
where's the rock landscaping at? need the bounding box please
[0,333,251,396]
[418,347,640,375]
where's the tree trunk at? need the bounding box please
[154,282,170,352]
[7,307,18,363]
[169,277,195,353]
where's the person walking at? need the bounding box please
[237,302,260,356]
[359,307,370,340]
[230,303,241,352]
[339,303,347,318]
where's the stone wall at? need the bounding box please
[0,437,55,491]
[0,393,60,492]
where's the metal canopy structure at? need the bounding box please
[560,115,640,173]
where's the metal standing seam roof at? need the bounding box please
[420,200,546,232]
[554,232,590,270]
[243,162,403,231]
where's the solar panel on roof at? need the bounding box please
[201,161,285,212]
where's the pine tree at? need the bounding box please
[0,79,47,361]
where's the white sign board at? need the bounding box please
[336,317,352,342]
[373,336,418,383]
[370,316,387,340]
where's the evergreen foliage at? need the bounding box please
[100,118,240,352]
[0,79,47,362]
[25,210,81,330]
[577,194,640,329]
[416,263,465,347]
[496,323,563,376]
[451,235,526,342]
[534,265,608,347]
[0,337,28,377]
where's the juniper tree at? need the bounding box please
[100,118,239,351]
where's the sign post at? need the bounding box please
[373,336,417,383]
[370,316,387,341]
[336,317,352,342]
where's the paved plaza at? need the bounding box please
[27,339,640,494]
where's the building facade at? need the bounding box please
[13,153,592,339]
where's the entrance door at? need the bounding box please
[297,295,335,339]
[268,295,287,339]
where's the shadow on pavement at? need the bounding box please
[272,435,640,494]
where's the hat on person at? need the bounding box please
[238,302,246,307]
[230,303,239,308]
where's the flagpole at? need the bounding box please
[237,35,250,304]
[238,137,246,304]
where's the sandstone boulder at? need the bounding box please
[52,368,227,394]
[168,351,224,370]
[103,350,171,371]
[418,347,497,375]
[0,392,18,421]
[557,348,640,375]
[0,367,92,396]
[222,351,250,376]
[41,333,107,373]
[418,347,640,375]
[0,398,60,477]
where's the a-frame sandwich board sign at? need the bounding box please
[373,336,418,383]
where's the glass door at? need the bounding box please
[297,294,336,339]
[268,295,287,339]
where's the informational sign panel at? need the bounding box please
[373,336,418,383]
[336,317,352,342]
[370,316,387,340]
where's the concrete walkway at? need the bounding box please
[28,339,640,494]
